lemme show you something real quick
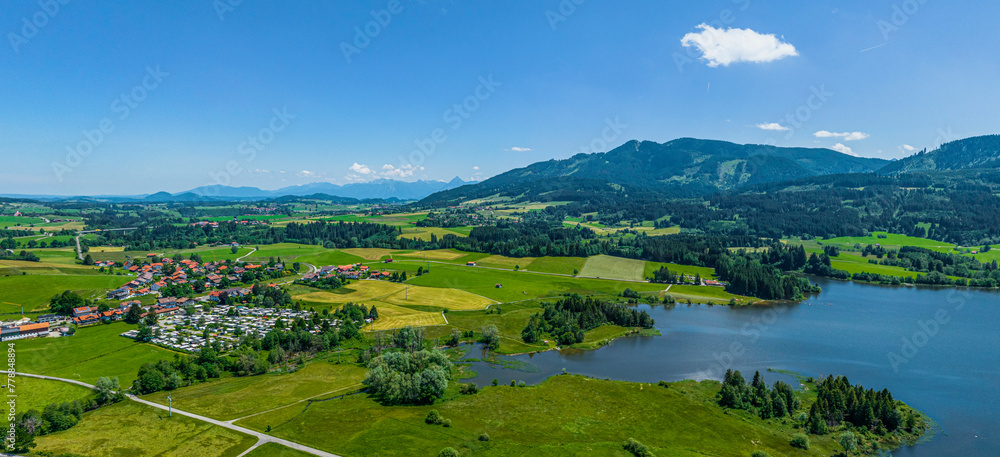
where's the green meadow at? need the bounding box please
[34,401,256,457]
[0,274,129,312]
[142,362,368,421]
[235,375,840,457]
[13,322,179,386]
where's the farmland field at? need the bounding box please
[34,401,256,457]
[365,301,448,330]
[578,255,646,281]
[244,443,314,457]
[474,255,535,270]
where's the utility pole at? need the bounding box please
[167,392,173,417]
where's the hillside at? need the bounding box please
[880,135,1000,174]
[423,138,888,204]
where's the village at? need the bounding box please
[0,249,398,353]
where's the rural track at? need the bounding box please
[10,372,344,457]
[236,247,258,262]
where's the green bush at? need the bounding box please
[478,432,490,442]
[623,437,655,457]
[838,431,858,451]
[442,418,452,428]
[438,447,460,457]
[790,433,810,450]
[425,410,441,425]
[750,451,771,457]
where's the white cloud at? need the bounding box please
[346,163,424,181]
[349,163,374,175]
[830,143,857,157]
[506,147,532,152]
[814,131,870,141]
[756,123,789,131]
[473,166,480,170]
[681,24,798,67]
[296,170,321,178]
[900,144,916,152]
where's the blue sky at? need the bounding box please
[2,0,998,195]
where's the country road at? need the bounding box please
[10,372,343,457]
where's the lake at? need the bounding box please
[465,278,1000,456]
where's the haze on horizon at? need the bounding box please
[2,0,999,195]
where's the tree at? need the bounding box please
[82,254,94,265]
[124,304,142,324]
[838,431,858,452]
[292,262,301,271]
[447,328,461,347]
[94,377,123,405]
[623,438,655,457]
[438,448,459,457]
[481,324,500,351]
[136,325,154,342]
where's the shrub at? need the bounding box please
[790,433,810,450]
[459,383,479,395]
[425,410,441,425]
[478,432,490,442]
[438,447,460,457]
[750,451,771,457]
[623,438,655,457]
[442,418,452,428]
[838,431,858,452]
[491,378,499,386]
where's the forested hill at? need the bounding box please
[422,138,888,205]
[879,135,1000,174]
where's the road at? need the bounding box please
[74,227,138,261]
[10,372,343,457]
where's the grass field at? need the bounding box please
[643,261,717,280]
[810,232,958,254]
[475,255,536,270]
[578,255,646,281]
[0,259,103,277]
[234,374,839,457]
[524,256,587,275]
[244,243,329,261]
[665,285,753,305]
[13,322,178,385]
[1,377,93,428]
[25,248,80,265]
[394,249,468,261]
[143,362,367,421]
[405,262,667,303]
[293,250,367,267]
[295,280,495,330]
[35,401,257,457]
[366,302,448,330]
[397,226,472,241]
[434,301,549,354]
[243,443,314,457]
[340,248,410,261]
[0,274,129,311]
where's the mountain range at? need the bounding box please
[421,137,894,205]
[179,177,470,200]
